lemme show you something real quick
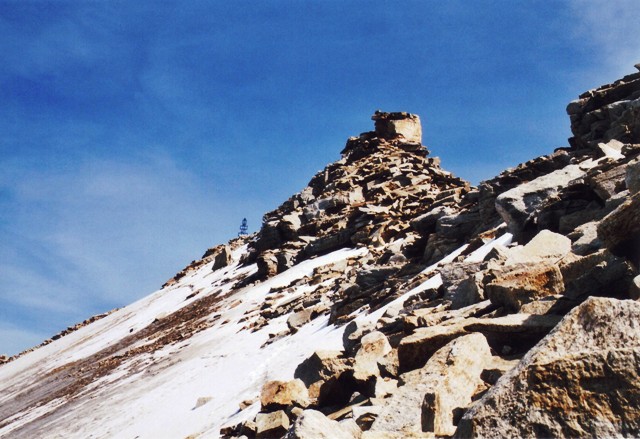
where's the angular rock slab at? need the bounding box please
[495,164,587,239]
[456,297,640,438]
[397,323,468,372]
[285,409,357,439]
[256,410,290,438]
[505,229,571,266]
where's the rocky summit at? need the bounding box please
[1,65,640,439]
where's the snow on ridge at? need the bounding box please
[0,245,368,438]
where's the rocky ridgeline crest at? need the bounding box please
[230,111,481,327]
[220,66,640,438]
[2,65,640,438]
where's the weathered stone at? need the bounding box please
[353,331,392,382]
[351,331,392,395]
[440,261,484,309]
[212,245,232,271]
[397,323,468,372]
[463,313,562,354]
[435,210,479,240]
[626,157,640,194]
[285,409,357,439]
[505,229,572,265]
[486,262,564,312]
[343,320,376,355]
[567,221,601,255]
[276,248,298,273]
[519,295,563,315]
[254,221,283,253]
[220,419,257,438]
[420,333,492,436]
[279,213,302,241]
[377,349,399,378]
[586,163,627,200]
[373,377,398,399]
[353,405,383,430]
[295,350,356,406]
[294,351,352,387]
[302,229,355,258]
[261,379,310,411]
[409,206,455,234]
[256,250,279,278]
[369,333,491,435]
[403,300,494,332]
[339,418,363,438]
[563,249,636,300]
[597,191,640,263]
[355,267,398,290]
[495,164,587,239]
[287,309,312,333]
[480,356,520,385]
[457,297,640,438]
[256,410,290,438]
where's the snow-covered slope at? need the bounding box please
[0,245,364,437]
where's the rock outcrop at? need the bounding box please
[456,297,640,438]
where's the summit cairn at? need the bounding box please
[245,110,470,289]
[372,111,422,144]
[342,111,427,157]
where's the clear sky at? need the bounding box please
[1,1,639,356]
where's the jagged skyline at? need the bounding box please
[1,1,640,356]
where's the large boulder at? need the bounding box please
[486,262,565,313]
[463,313,562,355]
[495,165,587,239]
[260,379,310,411]
[294,351,352,387]
[211,245,232,270]
[562,249,636,300]
[352,331,392,385]
[504,229,571,265]
[343,320,377,355]
[421,333,493,436]
[456,297,640,438]
[369,333,491,435]
[294,351,356,406]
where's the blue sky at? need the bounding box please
[1,1,639,356]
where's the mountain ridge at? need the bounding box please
[1,64,640,438]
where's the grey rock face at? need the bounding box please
[456,297,640,439]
